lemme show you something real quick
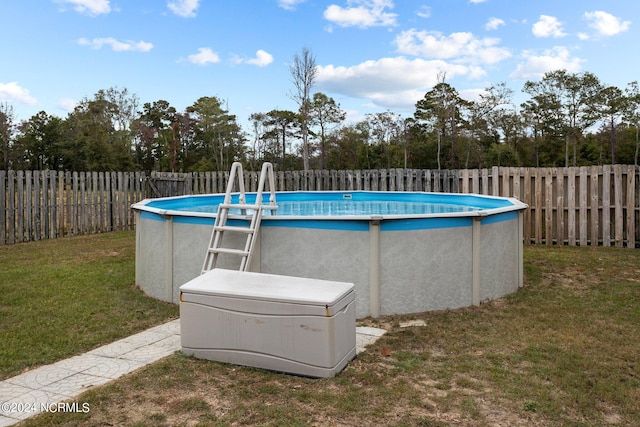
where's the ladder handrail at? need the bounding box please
[223,162,247,205]
[256,162,277,208]
[224,161,277,208]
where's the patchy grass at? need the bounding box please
[0,231,178,380]
[12,244,640,426]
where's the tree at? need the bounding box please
[289,47,317,172]
[187,96,244,172]
[264,109,299,170]
[524,70,603,167]
[414,74,468,169]
[520,91,564,166]
[248,112,267,168]
[309,92,345,169]
[366,111,406,169]
[598,86,627,164]
[325,122,369,170]
[57,88,141,171]
[466,82,517,167]
[132,100,176,172]
[101,87,139,170]
[171,112,196,172]
[61,90,141,171]
[624,81,640,166]
[14,112,64,170]
[0,103,15,170]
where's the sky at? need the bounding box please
[1,0,639,131]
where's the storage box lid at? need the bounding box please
[180,269,354,307]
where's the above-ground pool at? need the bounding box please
[132,191,527,318]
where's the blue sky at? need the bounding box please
[1,0,638,130]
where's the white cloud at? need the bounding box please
[394,29,511,65]
[316,56,481,110]
[57,98,78,112]
[532,15,566,38]
[55,0,111,16]
[458,88,486,103]
[469,0,487,3]
[233,50,274,67]
[416,6,431,19]
[277,0,306,10]
[246,50,274,67]
[167,0,200,18]
[78,37,153,52]
[188,47,220,65]
[584,10,630,37]
[510,46,583,80]
[485,17,505,31]
[0,82,38,106]
[323,0,397,29]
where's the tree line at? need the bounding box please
[1,61,640,173]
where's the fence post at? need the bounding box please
[7,170,15,244]
[0,170,5,245]
[626,165,636,248]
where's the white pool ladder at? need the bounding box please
[202,162,277,274]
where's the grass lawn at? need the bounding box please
[3,235,640,426]
[0,231,178,380]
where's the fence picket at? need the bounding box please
[33,171,40,241]
[556,168,564,245]
[628,166,636,248]
[545,168,553,245]
[17,171,24,243]
[534,168,543,244]
[602,165,611,246]
[614,165,624,247]
[0,171,5,245]
[590,166,599,246]
[523,168,532,244]
[25,171,32,242]
[567,168,576,246]
[579,167,588,246]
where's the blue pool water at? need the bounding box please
[185,200,480,216]
[143,191,517,218]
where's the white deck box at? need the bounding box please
[179,269,356,378]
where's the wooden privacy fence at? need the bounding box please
[0,170,146,244]
[1,165,639,247]
[458,165,639,248]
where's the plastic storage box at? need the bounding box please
[180,269,356,378]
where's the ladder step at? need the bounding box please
[208,247,249,256]
[219,203,261,210]
[225,214,257,220]
[214,225,255,233]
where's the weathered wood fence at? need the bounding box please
[0,170,146,245]
[1,165,639,247]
